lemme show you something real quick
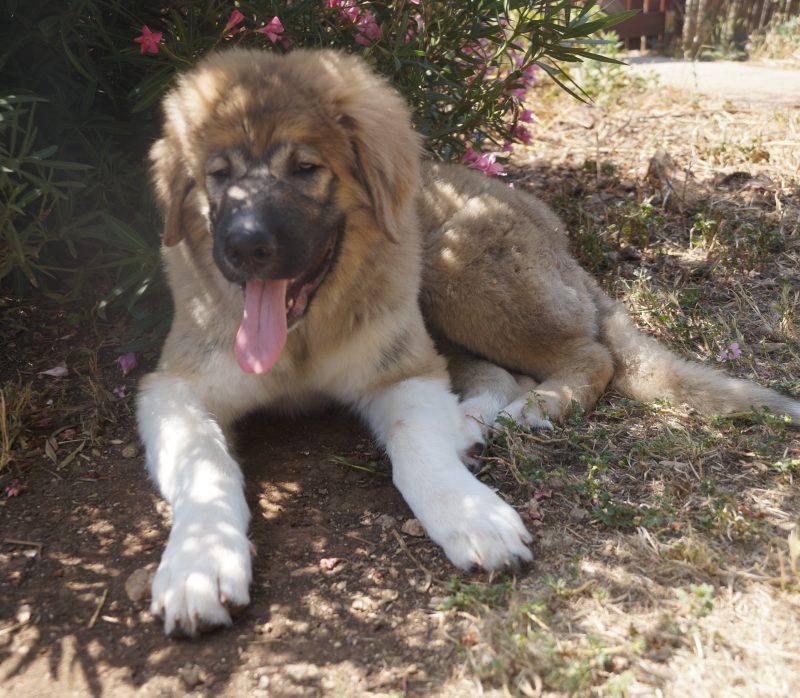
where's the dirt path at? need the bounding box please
[626,56,800,106]
[1,403,479,696]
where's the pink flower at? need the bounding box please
[113,385,128,399]
[256,16,284,43]
[513,124,532,146]
[338,0,361,22]
[319,557,342,571]
[409,0,420,4]
[354,11,381,45]
[469,152,506,177]
[133,25,163,55]
[462,146,479,164]
[520,108,534,123]
[4,479,21,498]
[224,9,245,33]
[716,342,742,362]
[405,13,424,43]
[117,352,138,376]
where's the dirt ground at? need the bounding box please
[2,60,800,697]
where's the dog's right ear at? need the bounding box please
[149,137,195,247]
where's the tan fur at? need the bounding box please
[151,48,445,407]
[149,46,800,432]
[419,162,800,423]
[140,48,800,635]
[151,47,800,428]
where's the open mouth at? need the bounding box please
[234,233,338,375]
[283,234,337,329]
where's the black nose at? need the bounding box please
[224,230,277,273]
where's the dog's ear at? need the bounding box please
[149,137,195,247]
[334,62,422,243]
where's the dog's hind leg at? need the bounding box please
[509,338,615,425]
[446,334,613,432]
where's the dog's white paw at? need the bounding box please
[420,472,533,570]
[459,395,495,443]
[458,397,492,469]
[151,522,252,637]
[501,394,554,431]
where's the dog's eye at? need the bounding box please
[206,158,231,182]
[294,161,320,175]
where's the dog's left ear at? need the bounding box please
[336,74,422,243]
[149,136,197,247]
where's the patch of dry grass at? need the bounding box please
[441,69,800,696]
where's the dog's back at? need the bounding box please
[418,161,800,426]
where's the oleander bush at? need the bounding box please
[0,1,631,315]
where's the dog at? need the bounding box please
[137,47,800,636]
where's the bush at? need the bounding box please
[0,1,631,316]
[748,16,800,61]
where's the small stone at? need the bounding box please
[375,588,399,605]
[611,655,629,671]
[284,662,319,681]
[569,505,589,521]
[16,604,32,624]
[121,443,139,459]
[257,675,270,690]
[351,595,375,612]
[376,514,397,530]
[178,664,206,689]
[125,568,152,602]
[401,518,425,537]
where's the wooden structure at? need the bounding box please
[606,0,800,57]
[604,1,685,51]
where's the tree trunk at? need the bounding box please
[682,0,699,57]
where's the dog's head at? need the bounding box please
[150,48,421,373]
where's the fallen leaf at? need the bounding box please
[4,479,22,497]
[38,364,67,378]
[401,518,425,537]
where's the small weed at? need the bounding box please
[575,31,653,104]
[441,578,513,613]
[572,222,615,273]
[615,199,665,249]
[773,279,799,340]
[0,381,34,471]
[772,457,800,475]
[690,211,723,250]
[695,495,765,539]
[591,491,675,529]
[330,455,390,478]
[676,583,715,619]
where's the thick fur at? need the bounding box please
[138,48,800,636]
[418,163,800,430]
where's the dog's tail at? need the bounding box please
[595,292,800,423]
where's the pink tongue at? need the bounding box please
[235,279,288,374]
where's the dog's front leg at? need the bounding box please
[137,372,251,637]
[361,375,532,570]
